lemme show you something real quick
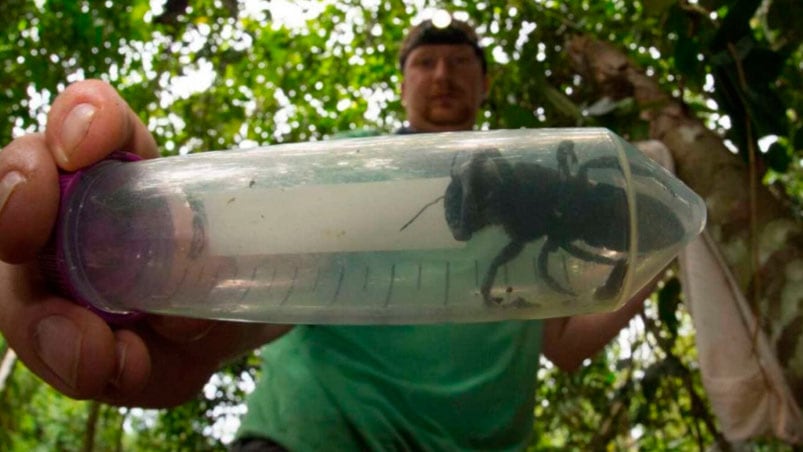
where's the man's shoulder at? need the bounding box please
[330,126,415,139]
[330,128,385,139]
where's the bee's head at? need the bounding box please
[445,148,508,241]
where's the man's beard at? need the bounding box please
[426,101,472,127]
[425,81,474,126]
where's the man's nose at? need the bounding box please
[433,57,453,79]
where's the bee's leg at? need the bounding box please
[563,242,619,265]
[538,240,577,296]
[576,157,678,197]
[556,140,578,181]
[634,192,684,251]
[594,258,628,300]
[575,155,621,182]
[481,240,524,305]
[629,162,678,197]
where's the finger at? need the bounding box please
[117,320,292,408]
[45,79,158,171]
[101,329,151,402]
[0,134,59,263]
[0,263,118,399]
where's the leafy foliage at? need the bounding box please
[0,0,801,450]
[0,361,128,451]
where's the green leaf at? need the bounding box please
[658,277,681,337]
[766,141,792,172]
[641,362,662,400]
[766,0,803,48]
[710,0,761,52]
[673,33,700,77]
[642,0,674,17]
[541,84,583,122]
[500,104,536,128]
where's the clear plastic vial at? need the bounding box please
[42,128,706,324]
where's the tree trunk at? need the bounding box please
[0,346,16,394]
[566,35,803,405]
[83,401,101,452]
[115,408,127,452]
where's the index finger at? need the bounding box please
[45,79,158,171]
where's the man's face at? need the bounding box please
[401,44,489,132]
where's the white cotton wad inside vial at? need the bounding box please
[39,128,706,324]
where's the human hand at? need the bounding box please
[0,80,291,407]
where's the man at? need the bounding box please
[0,17,648,450]
[397,18,489,133]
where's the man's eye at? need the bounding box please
[453,56,472,66]
[416,57,435,68]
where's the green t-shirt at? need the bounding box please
[238,320,543,451]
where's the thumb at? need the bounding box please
[45,79,157,172]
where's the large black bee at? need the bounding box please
[402,140,685,304]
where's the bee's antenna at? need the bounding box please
[399,195,445,231]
